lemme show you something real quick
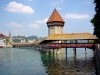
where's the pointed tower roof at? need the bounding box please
[47,9,65,23]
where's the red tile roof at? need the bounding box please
[0,33,6,38]
[47,9,65,23]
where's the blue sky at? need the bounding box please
[0,0,95,37]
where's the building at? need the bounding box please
[42,9,98,44]
[47,9,65,35]
[40,9,98,54]
[28,39,36,42]
[46,9,65,55]
[20,38,26,43]
[6,31,13,48]
[0,33,6,47]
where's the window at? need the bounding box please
[77,40,88,43]
[4,40,5,43]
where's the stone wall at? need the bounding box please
[48,26,63,35]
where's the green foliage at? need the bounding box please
[90,0,100,42]
[12,39,21,43]
[28,35,38,39]
[89,40,94,43]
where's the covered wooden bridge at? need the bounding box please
[13,32,98,50]
[12,41,49,50]
[40,32,98,49]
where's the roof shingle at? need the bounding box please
[44,32,98,40]
[47,9,65,23]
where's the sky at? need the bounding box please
[0,0,95,37]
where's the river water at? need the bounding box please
[0,48,96,75]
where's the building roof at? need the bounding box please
[0,33,6,38]
[47,9,65,23]
[44,32,98,40]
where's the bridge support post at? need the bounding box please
[66,48,67,54]
[53,49,54,55]
[73,48,76,55]
[85,48,87,54]
[57,48,59,54]
[66,48,67,62]
[73,52,77,63]
[39,47,40,50]
[48,49,51,54]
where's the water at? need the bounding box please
[0,48,96,75]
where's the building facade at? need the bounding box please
[0,33,6,47]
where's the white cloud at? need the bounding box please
[3,1,34,14]
[65,13,90,19]
[35,18,48,24]
[28,23,39,28]
[28,18,48,28]
[6,22,24,28]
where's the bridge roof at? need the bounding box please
[14,41,41,45]
[44,32,98,40]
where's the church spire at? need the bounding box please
[9,30,11,37]
[9,30,12,45]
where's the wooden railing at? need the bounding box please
[46,43,94,48]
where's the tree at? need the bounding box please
[90,0,100,41]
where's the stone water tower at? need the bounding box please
[47,9,65,35]
[47,9,65,55]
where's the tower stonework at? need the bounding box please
[47,9,65,35]
[47,9,65,55]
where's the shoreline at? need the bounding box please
[0,45,13,48]
[6,45,12,48]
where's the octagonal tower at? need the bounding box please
[47,9,65,35]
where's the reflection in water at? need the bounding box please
[41,48,96,75]
[0,48,96,75]
[0,48,46,75]
[0,48,12,67]
[5,48,12,62]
